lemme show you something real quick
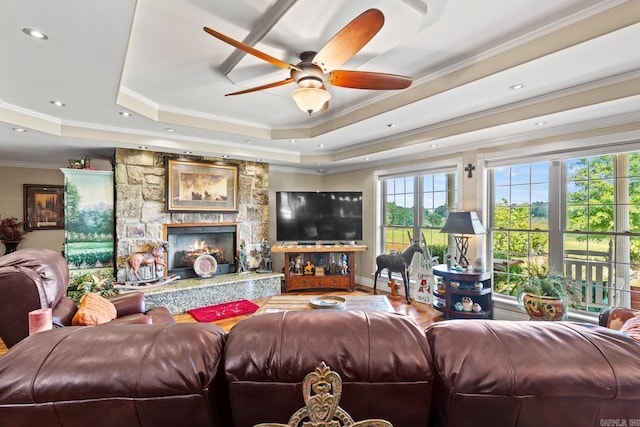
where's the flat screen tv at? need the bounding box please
[276,191,363,242]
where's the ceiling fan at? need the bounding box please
[203,8,412,115]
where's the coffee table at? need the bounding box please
[255,295,395,314]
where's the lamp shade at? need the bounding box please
[290,88,331,114]
[440,211,486,235]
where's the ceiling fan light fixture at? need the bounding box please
[290,88,331,115]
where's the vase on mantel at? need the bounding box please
[2,241,19,255]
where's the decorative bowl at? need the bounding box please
[309,296,346,309]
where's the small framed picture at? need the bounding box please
[23,184,65,230]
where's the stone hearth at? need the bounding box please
[138,272,283,314]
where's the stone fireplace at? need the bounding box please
[164,223,238,278]
[114,148,269,282]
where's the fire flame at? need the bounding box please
[189,239,224,261]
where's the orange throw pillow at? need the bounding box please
[620,315,640,343]
[72,293,117,326]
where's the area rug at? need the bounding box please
[187,300,259,322]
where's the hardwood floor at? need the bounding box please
[0,286,442,357]
[174,286,443,331]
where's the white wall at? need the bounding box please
[0,167,65,253]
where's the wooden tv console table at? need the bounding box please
[271,242,368,292]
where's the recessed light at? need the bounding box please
[183,151,192,154]
[430,144,437,148]
[221,154,230,158]
[49,100,65,107]
[534,121,547,126]
[256,158,262,162]
[289,139,296,143]
[509,84,525,90]
[318,144,325,148]
[22,28,49,40]
[12,127,27,132]
[386,123,396,128]
[119,111,131,117]
[244,140,253,144]
[315,162,321,166]
[165,128,175,132]
[364,157,370,161]
[138,146,148,150]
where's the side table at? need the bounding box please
[432,264,492,320]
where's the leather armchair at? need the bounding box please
[0,248,174,348]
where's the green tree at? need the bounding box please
[385,202,413,227]
[493,198,548,256]
[423,209,444,227]
[566,156,615,234]
[81,208,113,237]
[65,182,82,232]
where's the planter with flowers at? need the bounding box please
[0,216,31,255]
[67,271,119,303]
[516,263,583,321]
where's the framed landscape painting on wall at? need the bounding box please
[23,184,65,230]
[166,159,238,212]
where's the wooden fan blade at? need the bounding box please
[225,78,295,96]
[312,9,384,73]
[203,27,301,72]
[327,70,412,90]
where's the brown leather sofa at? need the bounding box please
[0,248,174,348]
[425,319,640,427]
[224,310,434,426]
[0,310,432,427]
[0,323,230,427]
[1,307,639,426]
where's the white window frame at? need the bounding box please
[374,160,460,270]
[483,139,640,315]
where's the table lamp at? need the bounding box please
[440,211,486,267]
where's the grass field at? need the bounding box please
[66,241,114,269]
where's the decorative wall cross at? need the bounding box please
[465,163,475,178]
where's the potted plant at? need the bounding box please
[67,272,119,303]
[517,263,583,321]
[0,216,30,254]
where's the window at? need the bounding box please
[381,172,457,262]
[489,150,640,311]
[490,162,550,297]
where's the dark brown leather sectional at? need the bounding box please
[1,249,639,426]
[1,308,640,427]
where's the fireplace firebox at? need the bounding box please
[164,223,238,278]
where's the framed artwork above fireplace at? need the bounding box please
[166,159,238,212]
